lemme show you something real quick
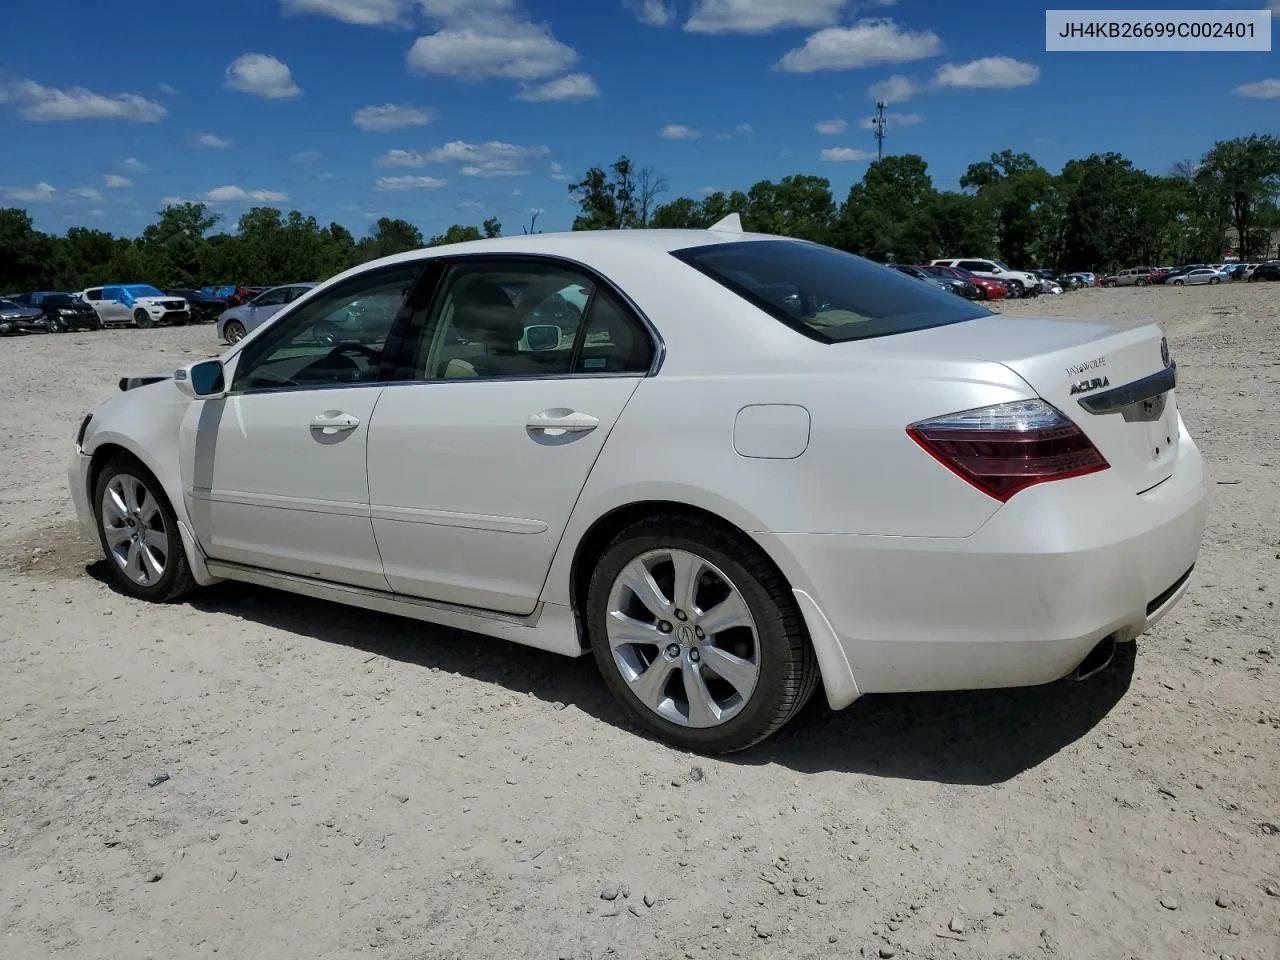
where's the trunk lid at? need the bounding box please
[861,314,1180,494]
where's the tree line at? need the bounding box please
[1,132,1276,294]
[572,133,1280,270]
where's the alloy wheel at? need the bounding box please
[100,473,170,587]
[605,548,761,728]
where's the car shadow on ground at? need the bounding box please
[88,562,1134,786]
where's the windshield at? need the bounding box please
[44,294,78,306]
[673,239,988,344]
[124,284,165,298]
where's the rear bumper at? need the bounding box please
[760,423,1208,704]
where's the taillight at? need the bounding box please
[907,399,1109,502]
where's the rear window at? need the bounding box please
[672,239,988,344]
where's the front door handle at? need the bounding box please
[526,408,599,436]
[311,411,360,433]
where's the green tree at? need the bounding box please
[1199,134,1280,261]
[360,217,424,260]
[835,154,937,262]
[0,208,57,290]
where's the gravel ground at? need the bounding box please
[1,283,1277,960]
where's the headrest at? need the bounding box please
[452,279,521,338]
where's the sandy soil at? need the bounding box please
[1,284,1277,960]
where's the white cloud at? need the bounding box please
[736,122,753,134]
[280,0,408,25]
[204,185,290,202]
[379,140,550,169]
[224,54,302,99]
[197,133,232,148]
[70,187,103,200]
[104,174,133,188]
[354,104,434,131]
[775,19,941,73]
[122,158,146,172]
[375,175,448,190]
[820,147,875,161]
[318,171,340,180]
[1235,78,1280,98]
[686,0,851,33]
[660,124,701,140]
[860,111,922,128]
[2,182,57,202]
[867,74,917,102]
[88,209,105,218]
[550,160,570,181]
[516,73,600,101]
[158,82,179,95]
[933,56,1039,89]
[408,16,577,80]
[626,0,674,26]
[0,79,166,122]
[291,149,322,162]
[460,161,528,177]
[815,118,847,134]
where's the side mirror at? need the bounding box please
[173,359,226,398]
[523,324,562,351]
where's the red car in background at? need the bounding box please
[923,264,1008,300]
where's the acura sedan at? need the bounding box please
[68,220,1208,753]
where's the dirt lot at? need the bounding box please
[1,284,1277,960]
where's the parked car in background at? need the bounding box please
[930,258,1040,298]
[891,264,966,297]
[216,282,318,343]
[922,264,1005,300]
[1248,262,1280,282]
[78,285,190,328]
[167,288,229,324]
[201,285,254,307]
[1148,267,1175,284]
[1112,267,1153,287]
[13,291,102,331]
[1170,268,1222,286]
[0,297,47,335]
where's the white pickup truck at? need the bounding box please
[930,258,1041,298]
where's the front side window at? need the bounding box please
[253,286,293,307]
[417,259,652,380]
[673,239,988,345]
[84,289,103,300]
[230,263,421,393]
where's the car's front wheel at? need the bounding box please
[224,320,246,343]
[134,309,153,329]
[93,455,195,602]
[587,515,819,753]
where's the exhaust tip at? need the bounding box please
[1074,636,1117,682]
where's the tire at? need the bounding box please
[134,309,153,329]
[1136,279,1148,287]
[1006,280,1024,298]
[224,320,246,344]
[93,454,195,603]
[47,315,65,334]
[1173,279,1185,286]
[1209,277,1221,285]
[586,514,820,754]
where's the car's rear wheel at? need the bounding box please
[224,320,246,343]
[587,515,819,753]
[93,455,195,602]
[1173,279,1185,286]
[134,309,153,329]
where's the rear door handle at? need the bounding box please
[526,408,599,436]
[311,411,360,432]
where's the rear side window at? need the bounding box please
[672,239,988,344]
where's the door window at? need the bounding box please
[230,263,421,393]
[84,289,103,300]
[416,259,653,381]
[253,286,294,307]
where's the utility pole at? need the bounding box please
[871,100,887,161]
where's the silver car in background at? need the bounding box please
[216,283,317,343]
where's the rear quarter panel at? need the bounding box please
[541,343,1036,604]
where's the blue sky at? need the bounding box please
[1,0,1276,238]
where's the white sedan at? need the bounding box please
[67,219,1209,753]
